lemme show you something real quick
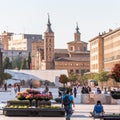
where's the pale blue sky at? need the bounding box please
[0,0,120,49]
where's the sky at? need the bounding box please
[0,0,120,49]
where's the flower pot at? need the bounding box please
[111,91,120,99]
[29,99,33,106]
[35,99,39,107]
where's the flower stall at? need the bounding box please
[3,89,65,117]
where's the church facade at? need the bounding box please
[31,16,90,75]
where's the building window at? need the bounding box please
[70,69,73,73]
[81,69,85,75]
[70,46,73,51]
[76,64,79,66]
[76,69,79,73]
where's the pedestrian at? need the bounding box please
[81,86,86,94]
[14,84,18,94]
[45,84,49,93]
[62,90,75,120]
[103,88,107,94]
[17,84,20,92]
[30,82,33,89]
[73,87,77,98]
[95,87,101,94]
[4,83,7,91]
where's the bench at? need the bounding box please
[92,115,103,120]
[90,112,103,120]
[92,114,120,120]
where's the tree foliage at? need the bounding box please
[68,73,77,83]
[78,74,88,85]
[110,63,120,82]
[93,71,109,88]
[94,71,109,82]
[15,55,22,70]
[59,74,68,84]
[27,52,31,69]
[0,72,12,85]
[3,57,12,69]
[21,58,27,69]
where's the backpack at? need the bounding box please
[63,95,71,106]
[94,105,103,113]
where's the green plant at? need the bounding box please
[111,91,120,99]
[54,97,62,103]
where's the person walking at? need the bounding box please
[73,87,77,98]
[17,84,20,92]
[62,90,75,120]
[4,83,7,91]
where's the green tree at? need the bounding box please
[15,55,22,70]
[21,58,27,69]
[0,72,12,85]
[11,58,17,69]
[3,57,12,69]
[68,73,77,83]
[27,52,31,69]
[94,71,109,88]
[79,74,88,85]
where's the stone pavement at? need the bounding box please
[0,104,120,120]
[0,87,120,120]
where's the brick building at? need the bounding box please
[31,16,90,75]
[1,31,13,50]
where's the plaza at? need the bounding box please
[0,87,120,120]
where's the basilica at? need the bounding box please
[31,16,90,75]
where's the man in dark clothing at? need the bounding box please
[62,90,75,120]
[4,83,7,91]
[73,87,77,98]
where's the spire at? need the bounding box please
[75,22,80,34]
[45,13,53,33]
[74,22,81,41]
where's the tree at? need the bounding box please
[27,52,31,69]
[21,58,27,69]
[3,57,12,69]
[59,74,68,87]
[78,74,88,85]
[94,71,109,88]
[15,55,22,70]
[0,72,12,85]
[110,63,120,82]
[68,73,77,84]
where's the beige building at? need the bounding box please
[1,32,42,63]
[89,28,120,73]
[8,34,42,52]
[31,17,90,75]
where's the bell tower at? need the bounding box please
[43,14,54,69]
[74,23,81,41]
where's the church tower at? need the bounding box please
[43,14,54,69]
[74,23,81,41]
